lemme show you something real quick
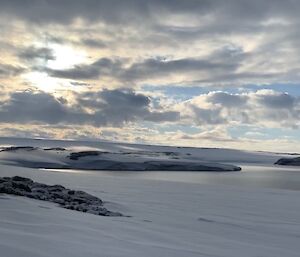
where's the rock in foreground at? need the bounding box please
[275,157,300,166]
[0,176,122,217]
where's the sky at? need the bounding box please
[1,0,300,152]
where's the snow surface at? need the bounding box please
[0,138,300,257]
[0,137,295,171]
[1,164,300,257]
[0,146,241,171]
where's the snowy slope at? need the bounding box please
[0,137,299,257]
[0,164,300,257]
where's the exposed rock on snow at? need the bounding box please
[0,146,37,152]
[275,157,300,166]
[68,151,102,160]
[0,176,122,217]
[43,147,66,151]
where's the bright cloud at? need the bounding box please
[0,0,300,151]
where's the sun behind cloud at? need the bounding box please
[47,43,87,70]
[1,1,300,151]
[22,43,89,92]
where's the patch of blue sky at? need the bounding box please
[142,84,210,100]
[142,83,300,100]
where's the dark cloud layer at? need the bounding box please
[1,0,300,147]
[18,47,55,62]
[256,92,295,109]
[3,0,300,87]
[46,58,122,80]
[0,89,299,129]
[0,64,25,78]
[1,0,300,25]
[208,92,247,108]
[45,48,241,82]
[0,89,179,126]
[185,90,300,128]
[81,39,107,49]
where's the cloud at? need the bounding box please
[46,58,123,80]
[77,89,180,124]
[18,46,55,61]
[179,90,300,128]
[189,106,227,125]
[81,38,107,48]
[0,63,25,77]
[120,55,239,82]
[1,0,300,151]
[254,90,296,109]
[3,0,300,89]
[0,90,72,124]
[173,127,234,142]
[0,89,288,129]
[207,91,247,108]
[1,1,300,26]
[0,0,154,25]
[45,48,241,83]
[41,44,292,87]
[0,89,179,126]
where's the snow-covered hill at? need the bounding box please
[0,137,295,171]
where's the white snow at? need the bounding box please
[0,138,300,257]
[0,137,295,171]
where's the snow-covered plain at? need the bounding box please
[0,136,293,171]
[0,138,300,257]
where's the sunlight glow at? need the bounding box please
[22,72,62,92]
[23,43,88,92]
[47,43,88,70]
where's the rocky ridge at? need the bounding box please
[275,157,300,166]
[0,176,122,217]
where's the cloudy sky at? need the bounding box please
[1,0,300,151]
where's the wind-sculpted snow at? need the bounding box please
[0,176,122,217]
[0,146,242,171]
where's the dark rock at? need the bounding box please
[68,190,75,195]
[0,177,9,183]
[0,185,7,193]
[0,182,26,196]
[31,188,47,194]
[47,185,65,191]
[53,198,65,205]
[51,192,64,199]
[12,176,33,183]
[68,151,100,160]
[32,182,49,188]
[0,146,36,152]
[0,176,122,217]
[44,147,66,151]
[275,157,300,166]
[11,181,32,192]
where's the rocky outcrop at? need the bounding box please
[0,176,122,217]
[44,147,66,151]
[275,157,300,166]
[68,151,101,160]
[0,146,37,152]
